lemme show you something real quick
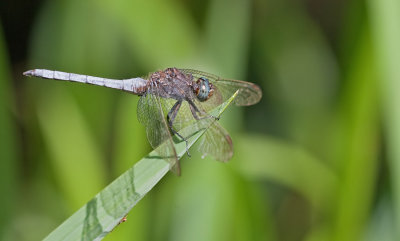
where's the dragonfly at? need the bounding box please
[23,67,262,175]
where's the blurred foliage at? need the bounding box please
[0,23,18,240]
[0,0,399,240]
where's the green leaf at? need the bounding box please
[43,91,238,241]
[236,135,337,211]
[0,22,18,238]
[203,0,251,77]
[37,88,107,210]
[92,0,198,68]
[368,0,400,236]
[331,31,379,241]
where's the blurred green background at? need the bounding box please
[0,0,399,240]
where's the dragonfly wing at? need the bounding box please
[137,88,180,175]
[162,96,233,162]
[198,121,233,162]
[176,97,234,163]
[214,78,262,106]
[161,98,198,133]
[180,69,262,106]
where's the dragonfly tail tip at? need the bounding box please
[23,70,34,76]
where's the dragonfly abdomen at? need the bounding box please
[23,69,148,94]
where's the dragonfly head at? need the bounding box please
[195,77,214,102]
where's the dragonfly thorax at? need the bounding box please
[194,77,214,102]
[148,68,195,100]
[148,68,214,103]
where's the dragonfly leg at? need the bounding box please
[187,99,220,121]
[167,99,191,157]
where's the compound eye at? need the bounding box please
[195,77,212,102]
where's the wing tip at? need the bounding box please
[250,83,263,104]
[235,83,263,106]
[170,160,181,176]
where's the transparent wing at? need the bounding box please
[137,87,180,174]
[157,95,234,163]
[161,98,198,133]
[180,69,262,106]
[168,96,234,163]
[198,121,233,162]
